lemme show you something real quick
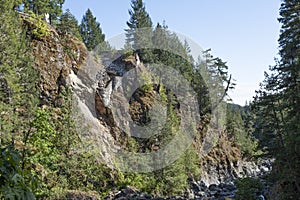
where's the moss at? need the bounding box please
[26,12,51,39]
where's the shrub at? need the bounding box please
[0,145,38,199]
[235,177,264,200]
[27,12,50,39]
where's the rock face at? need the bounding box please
[105,182,238,200]
[31,28,87,105]
[199,134,241,186]
[95,52,141,113]
[31,24,272,200]
[30,24,120,168]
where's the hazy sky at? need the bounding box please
[63,0,281,106]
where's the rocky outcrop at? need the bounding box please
[31,27,87,105]
[29,21,272,200]
[64,190,99,200]
[95,52,141,115]
[199,133,241,186]
[28,22,119,168]
[194,129,272,187]
[105,182,237,200]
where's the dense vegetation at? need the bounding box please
[253,0,300,198]
[0,0,299,199]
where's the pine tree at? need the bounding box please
[23,0,65,23]
[254,0,300,198]
[57,9,81,39]
[125,0,153,62]
[80,9,105,51]
[0,0,39,144]
[0,0,39,197]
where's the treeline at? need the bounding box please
[13,0,106,50]
[231,0,300,199]
[1,0,294,199]
[0,0,237,198]
[251,0,300,198]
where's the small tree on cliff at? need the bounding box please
[80,9,105,51]
[57,9,81,40]
[23,0,65,23]
[125,0,153,62]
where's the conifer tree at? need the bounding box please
[80,9,105,51]
[0,0,39,143]
[0,1,39,197]
[125,0,153,62]
[23,0,65,23]
[254,0,300,197]
[125,0,153,46]
[57,9,81,39]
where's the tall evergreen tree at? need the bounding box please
[57,9,81,39]
[0,0,39,197]
[254,0,300,198]
[125,0,153,46]
[125,0,153,62]
[80,9,105,51]
[0,0,39,143]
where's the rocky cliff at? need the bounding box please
[30,22,270,199]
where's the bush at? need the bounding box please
[235,177,264,200]
[27,12,50,39]
[0,145,38,199]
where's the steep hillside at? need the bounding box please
[1,13,268,199]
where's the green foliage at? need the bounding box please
[139,71,152,92]
[0,0,39,143]
[0,145,38,200]
[125,0,154,62]
[155,158,188,196]
[125,0,153,48]
[57,9,82,40]
[28,108,59,168]
[113,148,200,197]
[122,42,134,55]
[235,177,264,200]
[23,0,65,23]
[226,104,261,157]
[116,171,156,193]
[80,9,105,51]
[183,146,201,178]
[198,49,235,110]
[0,8,39,199]
[27,11,51,39]
[254,0,300,197]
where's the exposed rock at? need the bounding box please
[31,27,87,105]
[95,51,141,110]
[105,186,154,200]
[28,21,273,200]
[64,190,99,200]
[199,133,241,186]
[28,21,120,169]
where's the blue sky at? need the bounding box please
[63,0,281,105]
